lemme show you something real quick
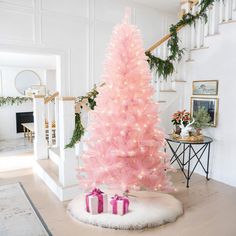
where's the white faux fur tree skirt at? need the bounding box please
[67,192,183,230]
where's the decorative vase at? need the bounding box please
[196,128,202,136]
[175,125,181,135]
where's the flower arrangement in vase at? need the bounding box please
[171,110,191,134]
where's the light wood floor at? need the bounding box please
[0,169,236,236]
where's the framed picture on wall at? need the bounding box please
[192,80,218,95]
[190,97,219,127]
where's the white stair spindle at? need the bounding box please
[198,18,205,47]
[208,6,214,35]
[191,5,197,49]
[226,0,233,21]
[54,96,59,147]
[33,96,48,160]
[233,0,236,10]
[219,0,226,23]
[47,101,53,146]
[155,77,161,101]
[212,1,220,34]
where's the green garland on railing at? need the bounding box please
[146,0,218,78]
[65,84,103,148]
[0,96,32,107]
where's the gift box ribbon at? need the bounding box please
[86,188,104,213]
[110,194,129,214]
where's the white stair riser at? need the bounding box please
[34,162,81,201]
[49,149,60,166]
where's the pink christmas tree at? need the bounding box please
[79,13,173,192]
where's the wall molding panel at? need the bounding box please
[0,0,176,96]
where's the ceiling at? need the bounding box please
[132,0,179,14]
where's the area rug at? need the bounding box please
[0,183,52,236]
[68,192,183,230]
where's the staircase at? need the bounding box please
[150,0,236,133]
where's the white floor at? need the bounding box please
[0,138,33,172]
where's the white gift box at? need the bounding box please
[86,192,108,215]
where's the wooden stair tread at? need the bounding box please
[37,159,59,183]
[220,19,236,25]
[191,46,209,51]
[160,89,176,92]
[174,80,187,83]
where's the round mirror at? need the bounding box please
[15,70,41,95]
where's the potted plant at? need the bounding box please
[172,110,191,134]
[192,107,211,135]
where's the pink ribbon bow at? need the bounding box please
[110,194,129,214]
[86,188,104,213]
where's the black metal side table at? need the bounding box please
[165,136,213,188]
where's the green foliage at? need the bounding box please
[192,107,211,129]
[0,96,32,107]
[65,113,85,149]
[146,0,219,79]
[65,84,103,148]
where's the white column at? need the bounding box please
[33,96,48,160]
[58,97,77,187]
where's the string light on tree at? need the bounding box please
[78,11,174,192]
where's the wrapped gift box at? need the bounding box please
[110,194,129,216]
[85,188,108,214]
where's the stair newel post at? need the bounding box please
[58,97,77,187]
[54,96,60,148]
[33,95,48,160]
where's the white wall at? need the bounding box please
[0,66,45,96]
[184,22,236,187]
[0,0,177,97]
[0,66,45,140]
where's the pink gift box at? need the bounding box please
[85,188,108,214]
[110,194,129,216]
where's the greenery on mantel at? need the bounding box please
[0,96,33,107]
[146,0,219,78]
[65,83,104,148]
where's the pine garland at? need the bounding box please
[65,84,104,148]
[146,0,218,78]
[0,96,32,107]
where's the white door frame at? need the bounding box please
[0,43,70,96]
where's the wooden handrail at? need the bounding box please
[146,0,199,53]
[44,91,59,104]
